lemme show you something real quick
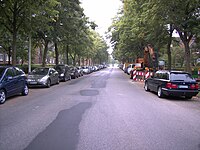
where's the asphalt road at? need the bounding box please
[0,67,200,150]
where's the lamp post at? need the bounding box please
[28,33,31,73]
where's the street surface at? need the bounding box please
[1,67,200,150]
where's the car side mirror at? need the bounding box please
[49,71,53,75]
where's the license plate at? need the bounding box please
[179,85,188,88]
[30,81,37,84]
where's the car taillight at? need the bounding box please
[190,84,199,90]
[166,83,178,89]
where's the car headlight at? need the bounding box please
[39,76,49,83]
[60,73,64,77]
[27,79,33,82]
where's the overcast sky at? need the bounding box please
[81,0,122,36]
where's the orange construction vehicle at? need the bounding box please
[144,44,156,68]
[130,44,158,80]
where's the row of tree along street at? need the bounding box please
[108,0,200,73]
[0,0,109,68]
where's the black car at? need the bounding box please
[27,67,59,88]
[0,66,29,104]
[144,70,199,99]
[54,64,71,81]
[69,66,79,79]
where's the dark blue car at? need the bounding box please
[144,70,199,99]
[0,66,29,104]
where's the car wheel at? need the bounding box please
[144,82,150,91]
[63,76,67,82]
[46,79,51,88]
[56,78,60,84]
[157,86,164,98]
[0,89,6,104]
[22,84,29,96]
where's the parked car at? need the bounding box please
[54,64,71,81]
[76,66,84,76]
[0,66,29,104]
[69,66,79,79]
[27,67,59,88]
[82,66,91,74]
[92,66,99,72]
[127,64,135,75]
[144,70,199,99]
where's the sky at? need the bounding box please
[81,0,122,38]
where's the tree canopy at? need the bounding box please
[0,0,109,67]
[109,0,200,72]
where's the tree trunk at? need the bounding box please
[78,55,81,66]
[69,53,76,66]
[42,40,49,67]
[66,44,69,65]
[176,28,193,73]
[167,24,173,71]
[39,45,43,64]
[173,54,176,68]
[8,46,12,65]
[73,55,76,66]
[12,31,17,66]
[11,2,18,66]
[55,42,59,65]
[184,41,191,73]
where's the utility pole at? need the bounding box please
[28,8,32,73]
[28,33,31,73]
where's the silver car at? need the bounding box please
[27,67,59,88]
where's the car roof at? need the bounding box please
[156,70,189,74]
[0,65,13,68]
[34,67,51,70]
[55,64,65,66]
[55,64,69,66]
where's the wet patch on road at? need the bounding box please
[24,102,92,150]
[80,90,99,96]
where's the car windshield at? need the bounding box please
[31,68,49,75]
[70,67,74,71]
[55,65,65,70]
[0,68,6,78]
[55,65,65,72]
[170,73,195,82]
[82,66,88,69]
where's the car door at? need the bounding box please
[50,68,58,84]
[147,75,155,91]
[13,67,26,93]
[65,66,70,79]
[3,68,19,96]
[148,73,160,92]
